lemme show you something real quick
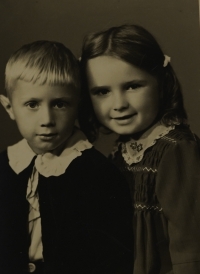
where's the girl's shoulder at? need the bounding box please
[144,125,200,172]
[111,124,199,166]
[157,125,200,162]
[161,124,197,144]
[152,124,199,154]
[143,124,199,162]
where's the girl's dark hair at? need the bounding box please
[79,24,187,142]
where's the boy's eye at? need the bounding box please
[26,102,38,109]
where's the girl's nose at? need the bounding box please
[40,107,55,127]
[112,92,129,111]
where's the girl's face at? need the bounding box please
[86,56,160,136]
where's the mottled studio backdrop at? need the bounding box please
[0,0,199,154]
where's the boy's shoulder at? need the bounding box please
[0,149,12,177]
[0,149,8,163]
[0,145,117,171]
[69,146,125,181]
[75,147,117,170]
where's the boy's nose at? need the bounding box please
[40,107,55,127]
[112,92,129,111]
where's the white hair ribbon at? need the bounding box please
[163,55,171,67]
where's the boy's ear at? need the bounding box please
[0,95,15,120]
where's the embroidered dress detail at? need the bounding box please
[120,166,158,173]
[130,142,143,152]
[121,123,175,165]
[111,124,200,273]
[161,136,177,143]
[134,203,163,212]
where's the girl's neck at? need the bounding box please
[131,120,160,141]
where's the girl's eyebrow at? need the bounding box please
[52,97,72,100]
[89,86,109,93]
[122,79,147,86]
[90,80,148,92]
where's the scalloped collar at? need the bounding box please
[8,128,93,177]
[121,123,175,165]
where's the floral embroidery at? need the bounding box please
[120,122,175,165]
[130,142,143,152]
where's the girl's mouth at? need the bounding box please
[113,114,135,120]
[39,133,57,136]
[112,114,136,125]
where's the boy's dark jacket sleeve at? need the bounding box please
[0,147,133,274]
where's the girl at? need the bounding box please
[79,25,200,274]
[0,40,133,274]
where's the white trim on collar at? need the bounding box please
[8,128,93,177]
[121,123,175,165]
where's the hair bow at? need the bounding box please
[163,55,171,67]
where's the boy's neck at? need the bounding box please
[27,136,71,157]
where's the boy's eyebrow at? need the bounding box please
[20,97,41,101]
[21,96,74,101]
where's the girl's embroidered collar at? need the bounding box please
[121,123,175,165]
[8,128,93,177]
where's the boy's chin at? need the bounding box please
[27,143,60,155]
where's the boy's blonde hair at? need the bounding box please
[5,40,80,98]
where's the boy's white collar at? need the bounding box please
[8,128,93,177]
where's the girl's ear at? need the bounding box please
[0,95,15,120]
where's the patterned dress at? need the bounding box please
[111,123,200,274]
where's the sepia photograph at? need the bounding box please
[0,1,200,273]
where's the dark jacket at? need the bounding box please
[0,147,133,274]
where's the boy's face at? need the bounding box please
[4,80,79,154]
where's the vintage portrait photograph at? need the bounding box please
[0,1,200,273]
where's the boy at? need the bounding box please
[0,41,133,274]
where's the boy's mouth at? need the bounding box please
[37,133,57,141]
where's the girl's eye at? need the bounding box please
[126,84,142,90]
[96,88,110,96]
[54,101,68,109]
[26,102,38,109]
